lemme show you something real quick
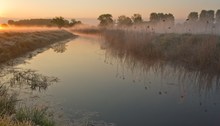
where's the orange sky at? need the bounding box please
[1,0,220,20]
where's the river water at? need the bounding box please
[4,35,220,126]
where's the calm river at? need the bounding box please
[5,34,220,126]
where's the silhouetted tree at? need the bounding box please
[166,13,175,26]
[199,10,214,24]
[199,10,207,23]
[149,13,174,26]
[8,20,15,25]
[8,19,54,26]
[187,12,198,22]
[198,10,215,33]
[150,13,159,24]
[51,16,65,28]
[216,10,220,24]
[215,9,220,24]
[117,15,133,27]
[207,10,215,23]
[132,14,143,24]
[157,13,165,21]
[69,19,82,27]
[98,14,114,27]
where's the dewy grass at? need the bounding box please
[102,28,220,73]
[0,85,55,126]
[0,30,75,64]
[16,106,55,126]
[0,116,32,126]
[0,86,17,116]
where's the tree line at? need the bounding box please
[7,17,81,28]
[187,10,220,24]
[97,9,220,27]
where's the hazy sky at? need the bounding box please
[1,0,220,20]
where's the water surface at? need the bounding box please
[9,35,220,126]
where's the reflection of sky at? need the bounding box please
[15,37,220,126]
[1,0,220,19]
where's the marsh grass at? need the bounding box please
[102,29,220,73]
[0,86,17,116]
[16,106,55,126]
[103,37,220,93]
[0,30,75,64]
[0,116,32,126]
[0,67,58,126]
[0,85,55,126]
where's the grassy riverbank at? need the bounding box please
[0,29,74,126]
[0,85,55,126]
[0,29,75,64]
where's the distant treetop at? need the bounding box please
[117,15,133,27]
[131,14,143,24]
[97,14,114,27]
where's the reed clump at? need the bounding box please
[15,106,55,126]
[102,29,220,73]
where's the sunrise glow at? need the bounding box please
[0,1,220,126]
[1,0,220,20]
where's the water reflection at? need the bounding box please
[0,67,58,91]
[100,40,220,116]
[51,42,67,53]
[101,40,220,95]
[7,36,220,126]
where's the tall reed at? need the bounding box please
[102,28,220,73]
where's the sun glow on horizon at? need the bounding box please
[0,26,4,30]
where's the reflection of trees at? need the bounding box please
[0,68,58,91]
[51,42,67,53]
